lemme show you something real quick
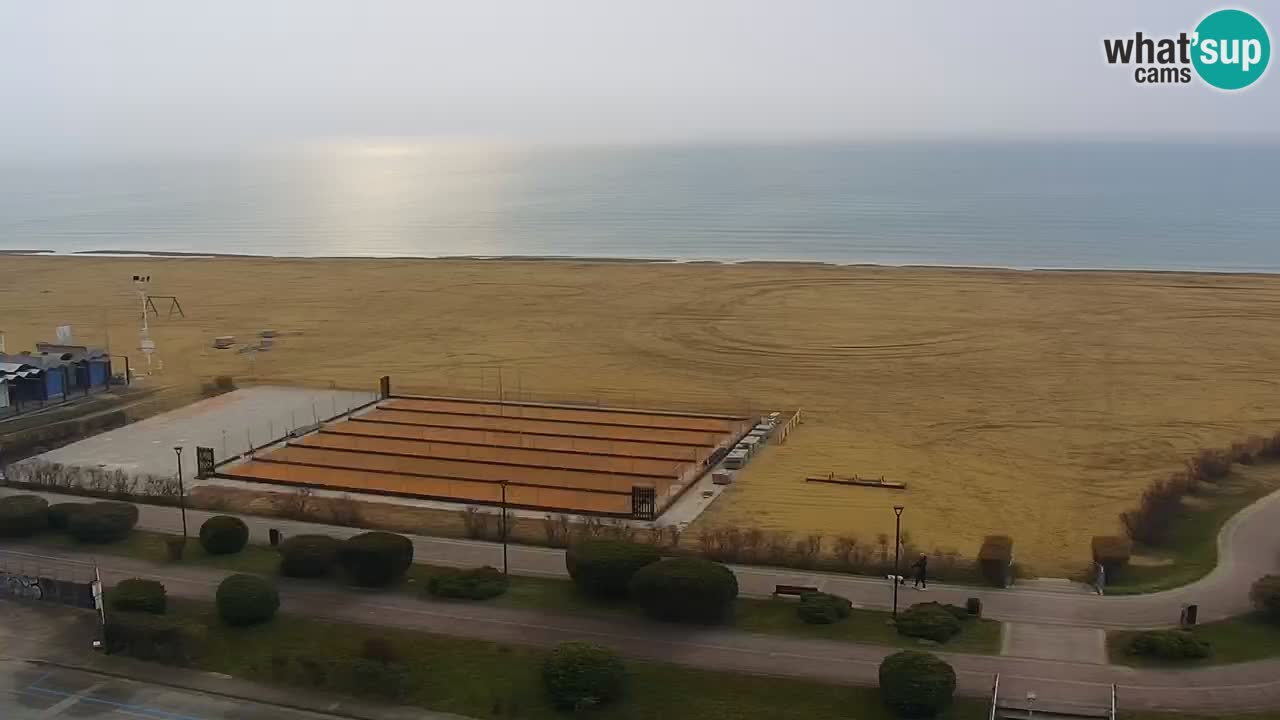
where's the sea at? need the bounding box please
[2,141,1278,272]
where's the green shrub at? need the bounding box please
[896,604,962,643]
[566,538,661,599]
[796,592,852,625]
[0,494,49,537]
[878,650,956,718]
[543,642,626,711]
[628,557,738,624]
[1188,449,1231,481]
[339,532,414,587]
[427,566,509,600]
[67,501,137,543]
[1092,535,1132,578]
[977,535,1013,587]
[1250,575,1280,622]
[1126,629,1211,660]
[215,574,279,626]
[910,601,969,622]
[278,534,340,578]
[47,502,88,530]
[199,515,249,555]
[103,612,206,665]
[110,578,167,614]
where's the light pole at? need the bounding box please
[892,505,905,618]
[500,480,509,575]
[173,446,188,538]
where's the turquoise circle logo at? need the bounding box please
[1192,9,1270,90]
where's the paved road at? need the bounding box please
[4,545,1280,714]
[5,485,1279,629]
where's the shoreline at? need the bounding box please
[4,248,1280,278]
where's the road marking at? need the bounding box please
[34,681,105,717]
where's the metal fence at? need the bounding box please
[212,389,381,466]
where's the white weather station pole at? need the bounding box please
[133,274,156,375]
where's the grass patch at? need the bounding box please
[1105,467,1280,595]
[161,599,988,720]
[22,528,284,574]
[1108,613,1280,667]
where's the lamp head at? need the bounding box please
[893,505,904,516]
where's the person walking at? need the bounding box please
[1094,561,1106,596]
[911,553,928,590]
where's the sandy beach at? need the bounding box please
[4,254,1280,574]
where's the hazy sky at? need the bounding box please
[2,0,1276,150]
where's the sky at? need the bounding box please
[1,0,1276,151]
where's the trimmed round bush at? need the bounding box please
[0,495,49,538]
[566,539,660,599]
[1251,575,1280,622]
[215,574,279,626]
[566,538,660,598]
[879,651,956,718]
[542,642,626,711]
[427,566,508,600]
[1126,629,1211,660]
[48,502,88,531]
[797,591,852,625]
[279,534,341,578]
[628,557,738,624]
[198,515,249,555]
[66,502,137,543]
[895,604,962,643]
[339,532,414,587]
[111,578,167,614]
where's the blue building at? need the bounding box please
[0,343,113,414]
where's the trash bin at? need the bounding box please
[1181,603,1198,627]
[269,528,281,547]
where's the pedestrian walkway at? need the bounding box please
[6,485,1277,629]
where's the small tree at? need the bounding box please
[542,642,626,711]
[977,535,1013,587]
[110,578,167,614]
[797,592,852,625]
[279,534,341,577]
[0,495,49,537]
[1251,575,1280,622]
[1091,535,1131,578]
[339,532,414,587]
[565,538,660,599]
[67,502,137,543]
[199,515,249,555]
[878,650,956,718]
[215,574,279,626]
[628,558,738,623]
[895,604,962,643]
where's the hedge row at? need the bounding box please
[427,566,508,600]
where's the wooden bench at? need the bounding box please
[773,584,819,598]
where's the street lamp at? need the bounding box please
[892,505,905,618]
[500,480,509,575]
[173,446,188,538]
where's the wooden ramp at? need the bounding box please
[805,473,906,490]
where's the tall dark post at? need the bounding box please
[892,505,905,618]
[500,480,509,575]
[173,446,188,538]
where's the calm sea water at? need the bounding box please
[2,141,1278,271]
